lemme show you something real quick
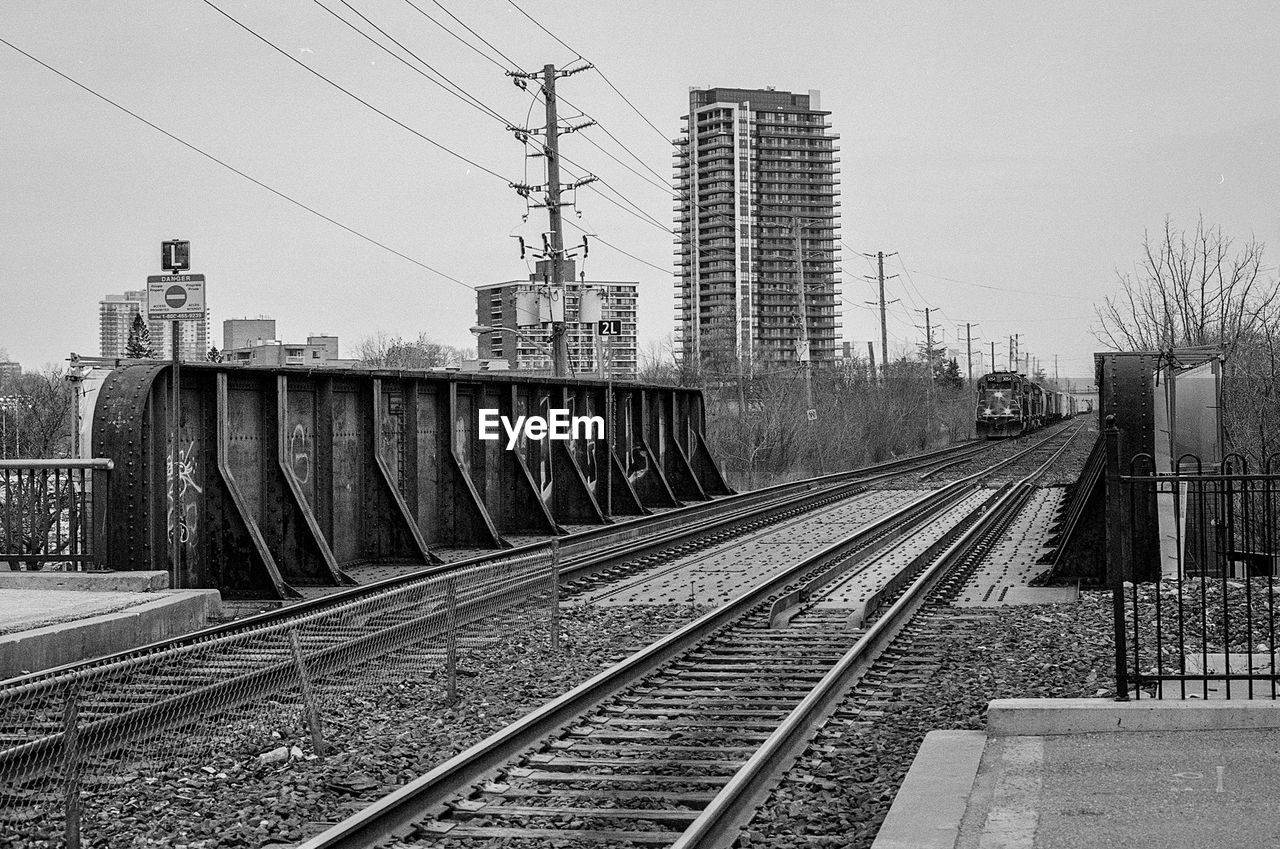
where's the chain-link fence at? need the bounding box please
[0,542,563,847]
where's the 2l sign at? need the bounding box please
[147,274,206,321]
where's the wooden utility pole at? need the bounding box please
[542,64,569,377]
[877,252,888,382]
[966,322,974,383]
[862,251,897,382]
[920,307,936,434]
[508,62,594,376]
[791,218,813,411]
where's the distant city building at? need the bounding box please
[474,261,638,379]
[675,86,841,374]
[98,292,142,358]
[222,318,353,367]
[223,318,277,351]
[0,359,20,391]
[99,289,208,360]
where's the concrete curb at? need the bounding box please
[988,697,1280,735]
[0,571,170,592]
[870,730,986,849]
[0,590,221,679]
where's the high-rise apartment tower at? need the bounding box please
[99,290,208,360]
[675,87,840,374]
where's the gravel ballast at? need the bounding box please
[7,603,703,849]
[738,593,1117,849]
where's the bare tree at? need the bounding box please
[1094,216,1280,357]
[1,366,74,458]
[354,332,465,369]
[637,336,682,385]
[1095,216,1280,464]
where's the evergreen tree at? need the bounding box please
[936,357,964,389]
[207,345,223,363]
[125,313,154,358]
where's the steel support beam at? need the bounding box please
[87,365,728,596]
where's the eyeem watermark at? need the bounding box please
[479,409,604,450]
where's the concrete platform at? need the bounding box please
[0,587,221,680]
[873,699,1280,849]
[0,569,170,592]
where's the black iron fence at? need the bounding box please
[0,460,112,572]
[1108,425,1280,699]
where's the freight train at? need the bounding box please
[975,370,1080,438]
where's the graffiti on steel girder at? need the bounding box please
[288,423,313,485]
[166,440,203,548]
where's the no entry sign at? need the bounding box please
[147,274,206,321]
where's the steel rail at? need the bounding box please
[292,481,980,849]
[1,437,987,691]
[0,567,545,780]
[673,422,1087,848]
[0,438,1005,783]
[767,421,1082,625]
[293,425,1082,849]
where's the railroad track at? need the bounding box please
[735,429,1087,847]
[0,436,1020,786]
[295,423,1085,848]
[0,425,1083,820]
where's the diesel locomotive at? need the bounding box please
[975,370,1080,438]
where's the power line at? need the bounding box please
[411,0,521,70]
[505,0,672,145]
[573,121,672,196]
[307,1,672,242]
[505,0,579,58]
[401,0,512,72]
[903,267,1096,302]
[564,218,670,275]
[396,0,678,200]
[200,0,515,183]
[312,0,510,126]
[0,34,476,291]
[559,93,674,188]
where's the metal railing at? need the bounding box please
[1108,425,1280,699]
[0,460,112,572]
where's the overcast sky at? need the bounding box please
[2,1,1278,381]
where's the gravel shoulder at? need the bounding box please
[12,603,705,848]
[739,593,1116,849]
